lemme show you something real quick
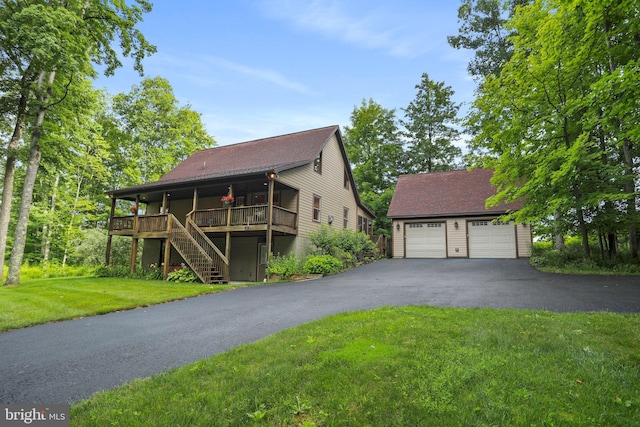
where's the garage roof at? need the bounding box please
[387,169,523,219]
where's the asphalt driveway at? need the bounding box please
[1,258,639,404]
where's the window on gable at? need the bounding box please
[343,207,349,228]
[313,195,321,222]
[313,152,322,174]
[344,168,350,189]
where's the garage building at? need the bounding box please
[387,169,532,259]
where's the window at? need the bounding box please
[358,215,371,234]
[313,195,321,222]
[344,168,350,189]
[313,152,322,174]
[343,207,349,228]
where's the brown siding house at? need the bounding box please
[106,126,374,283]
[387,169,532,259]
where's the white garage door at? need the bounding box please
[468,220,516,258]
[405,222,446,258]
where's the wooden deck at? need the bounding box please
[109,205,298,236]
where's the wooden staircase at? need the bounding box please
[168,214,229,284]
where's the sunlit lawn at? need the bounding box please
[72,306,640,426]
[0,277,251,332]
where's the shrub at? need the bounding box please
[266,254,304,279]
[94,265,131,278]
[303,255,342,275]
[309,225,377,263]
[94,265,165,280]
[167,268,201,283]
[531,241,640,274]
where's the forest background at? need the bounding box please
[0,0,638,285]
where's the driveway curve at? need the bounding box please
[1,258,639,404]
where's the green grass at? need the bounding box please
[71,306,640,426]
[0,278,252,332]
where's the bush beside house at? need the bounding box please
[267,226,377,280]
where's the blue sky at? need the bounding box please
[95,0,474,146]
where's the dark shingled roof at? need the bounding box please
[108,125,340,196]
[158,125,339,184]
[387,169,522,219]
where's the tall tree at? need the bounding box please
[448,0,531,81]
[1,0,155,285]
[467,0,638,259]
[343,99,402,236]
[401,73,462,173]
[108,77,216,186]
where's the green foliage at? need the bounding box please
[447,0,528,80]
[309,225,377,265]
[531,241,640,275]
[108,77,216,186]
[302,255,343,276]
[342,99,403,238]
[94,265,164,280]
[167,268,201,283]
[266,254,304,280]
[465,0,640,258]
[13,264,94,280]
[94,265,130,278]
[401,73,462,173]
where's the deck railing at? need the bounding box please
[191,205,297,230]
[138,214,168,233]
[109,215,135,232]
[272,206,297,228]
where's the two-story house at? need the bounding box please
[105,125,374,283]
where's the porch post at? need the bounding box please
[192,188,198,211]
[266,173,275,264]
[163,217,173,280]
[105,196,116,266]
[162,192,168,214]
[130,195,140,273]
[225,184,233,281]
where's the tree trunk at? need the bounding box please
[42,174,60,269]
[0,89,29,281]
[5,70,56,286]
[553,211,566,251]
[621,138,638,258]
[577,206,590,258]
[62,172,84,267]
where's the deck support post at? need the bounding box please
[162,192,168,213]
[129,195,140,273]
[105,196,116,266]
[266,173,275,265]
[192,188,198,211]
[163,217,173,280]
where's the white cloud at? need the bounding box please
[260,0,436,58]
[204,106,346,146]
[203,56,311,94]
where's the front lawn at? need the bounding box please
[72,306,640,426]
[0,278,252,332]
